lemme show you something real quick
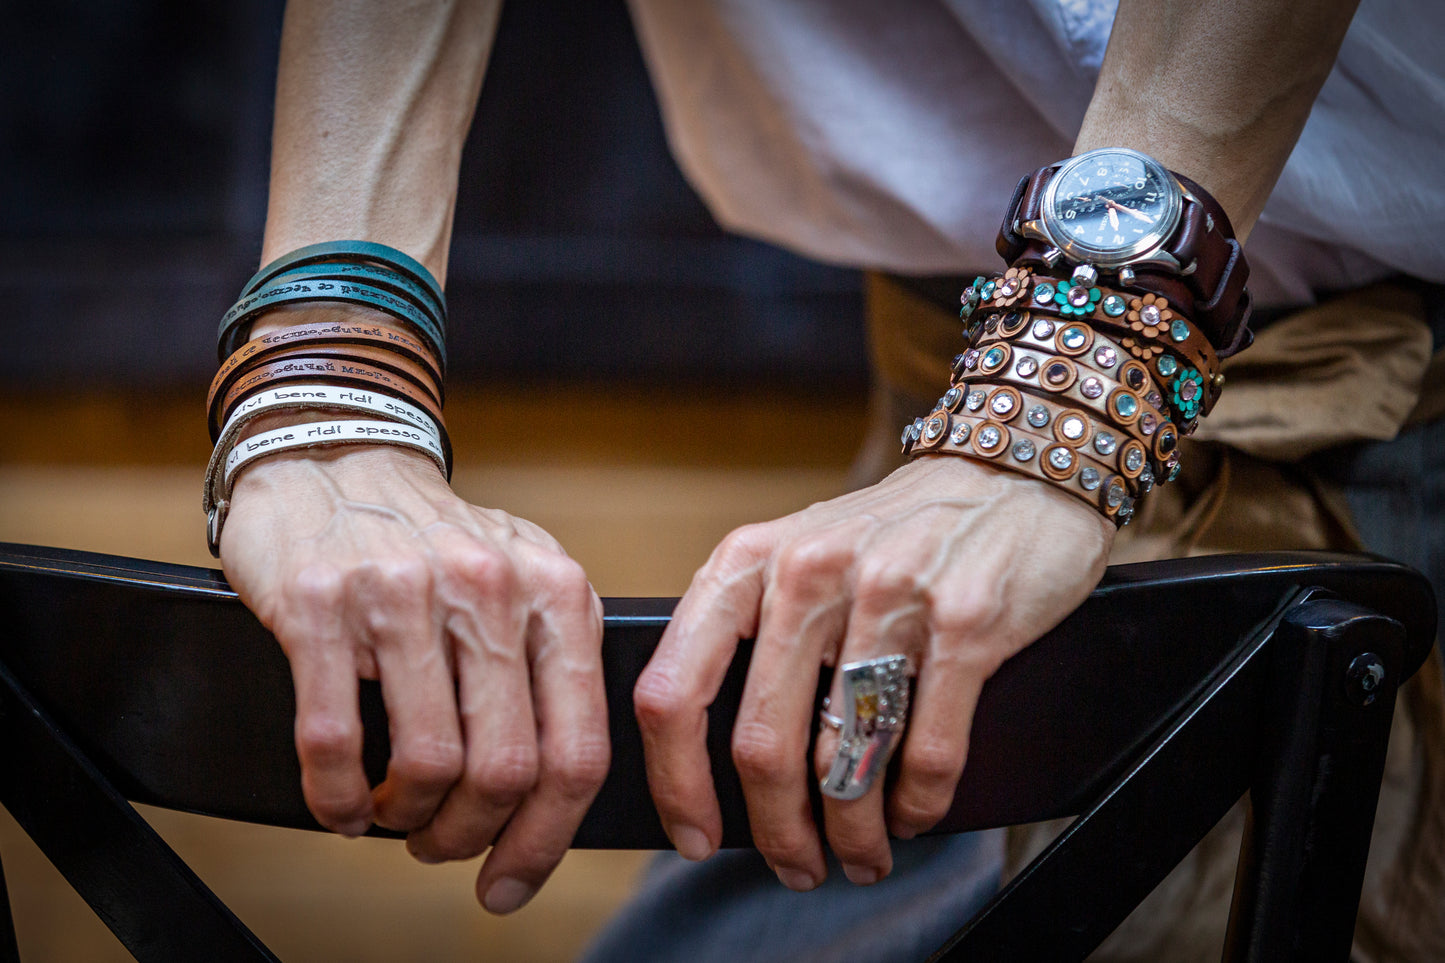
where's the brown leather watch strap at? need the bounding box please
[995,161,1251,355]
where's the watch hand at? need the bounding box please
[1102,198,1154,224]
[1108,207,1119,230]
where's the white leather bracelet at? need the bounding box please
[203,385,447,557]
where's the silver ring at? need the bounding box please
[818,697,846,732]
[819,654,915,800]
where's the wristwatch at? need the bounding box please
[997,148,1252,356]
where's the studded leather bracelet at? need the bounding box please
[939,380,1175,482]
[964,272,1221,413]
[903,409,1139,524]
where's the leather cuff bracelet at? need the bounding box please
[904,409,1139,524]
[216,275,445,366]
[241,241,444,316]
[216,356,445,437]
[209,323,444,428]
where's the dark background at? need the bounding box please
[0,0,867,390]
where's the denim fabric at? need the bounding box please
[578,829,1004,963]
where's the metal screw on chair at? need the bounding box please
[1345,653,1386,706]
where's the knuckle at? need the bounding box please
[633,667,692,730]
[828,832,884,866]
[711,523,771,571]
[443,544,517,598]
[288,563,345,612]
[930,586,1004,639]
[771,536,849,596]
[467,744,539,803]
[890,788,952,831]
[903,737,963,787]
[390,738,465,790]
[546,736,611,798]
[295,715,361,765]
[855,558,921,606]
[752,832,815,869]
[731,722,794,785]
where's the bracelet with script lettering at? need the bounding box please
[209,321,443,409]
[209,341,443,440]
[216,276,445,366]
[203,383,451,551]
[216,356,445,438]
[225,241,447,362]
[241,241,445,320]
[252,262,444,333]
[206,382,450,509]
[207,417,448,557]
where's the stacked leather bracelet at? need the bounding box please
[903,148,1250,526]
[203,241,452,556]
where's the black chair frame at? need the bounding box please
[0,544,1436,961]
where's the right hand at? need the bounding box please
[220,442,609,914]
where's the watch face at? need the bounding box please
[1042,148,1182,267]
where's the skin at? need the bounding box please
[226,0,1361,913]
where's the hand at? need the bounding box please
[221,443,609,914]
[633,455,1113,890]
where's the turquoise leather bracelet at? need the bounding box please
[218,241,448,365]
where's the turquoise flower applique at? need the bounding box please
[1171,368,1205,420]
[1053,280,1102,317]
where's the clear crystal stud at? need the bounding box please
[1080,467,1102,490]
[1125,447,1145,472]
[1140,412,1157,435]
[924,416,946,441]
[977,426,1002,450]
[1094,432,1117,455]
[1048,447,1075,471]
[950,423,971,445]
[1012,439,1036,462]
[1080,377,1104,399]
[1016,356,1039,378]
[1027,405,1050,428]
[1105,478,1127,509]
[990,393,1016,417]
[1095,346,1118,368]
[1060,414,1087,441]
[1140,304,1162,326]
[967,390,987,411]
[1032,318,1056,340]
[942,386,963,410]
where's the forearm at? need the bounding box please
[262,0,502,283]
[1076,0,1360,239]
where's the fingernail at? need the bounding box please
[670,824,713,862]
[338,819,371,839]
[843,863,880,886]
[775,866,818,892]
[483,877,538,915]
[407,845,443,865]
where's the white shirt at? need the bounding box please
[627,0,1445,307]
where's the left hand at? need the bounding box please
[633,454,1114,891]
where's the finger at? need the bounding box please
[815,559,932,885]
[404,583,537,864]
[475,565,609,914]
[887,653,985,840]
[633,524,772,863]
[355,564,465,832]
[732,532,855,891]
[287,637,374,837]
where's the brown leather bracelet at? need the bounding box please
[937,380,1174,480]
[209,342,443,441]
[904,408,1139,524]
[952,341,1173,447]
[216,357,446,438]
[968,271,1222,396]
[208,321,443,412]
